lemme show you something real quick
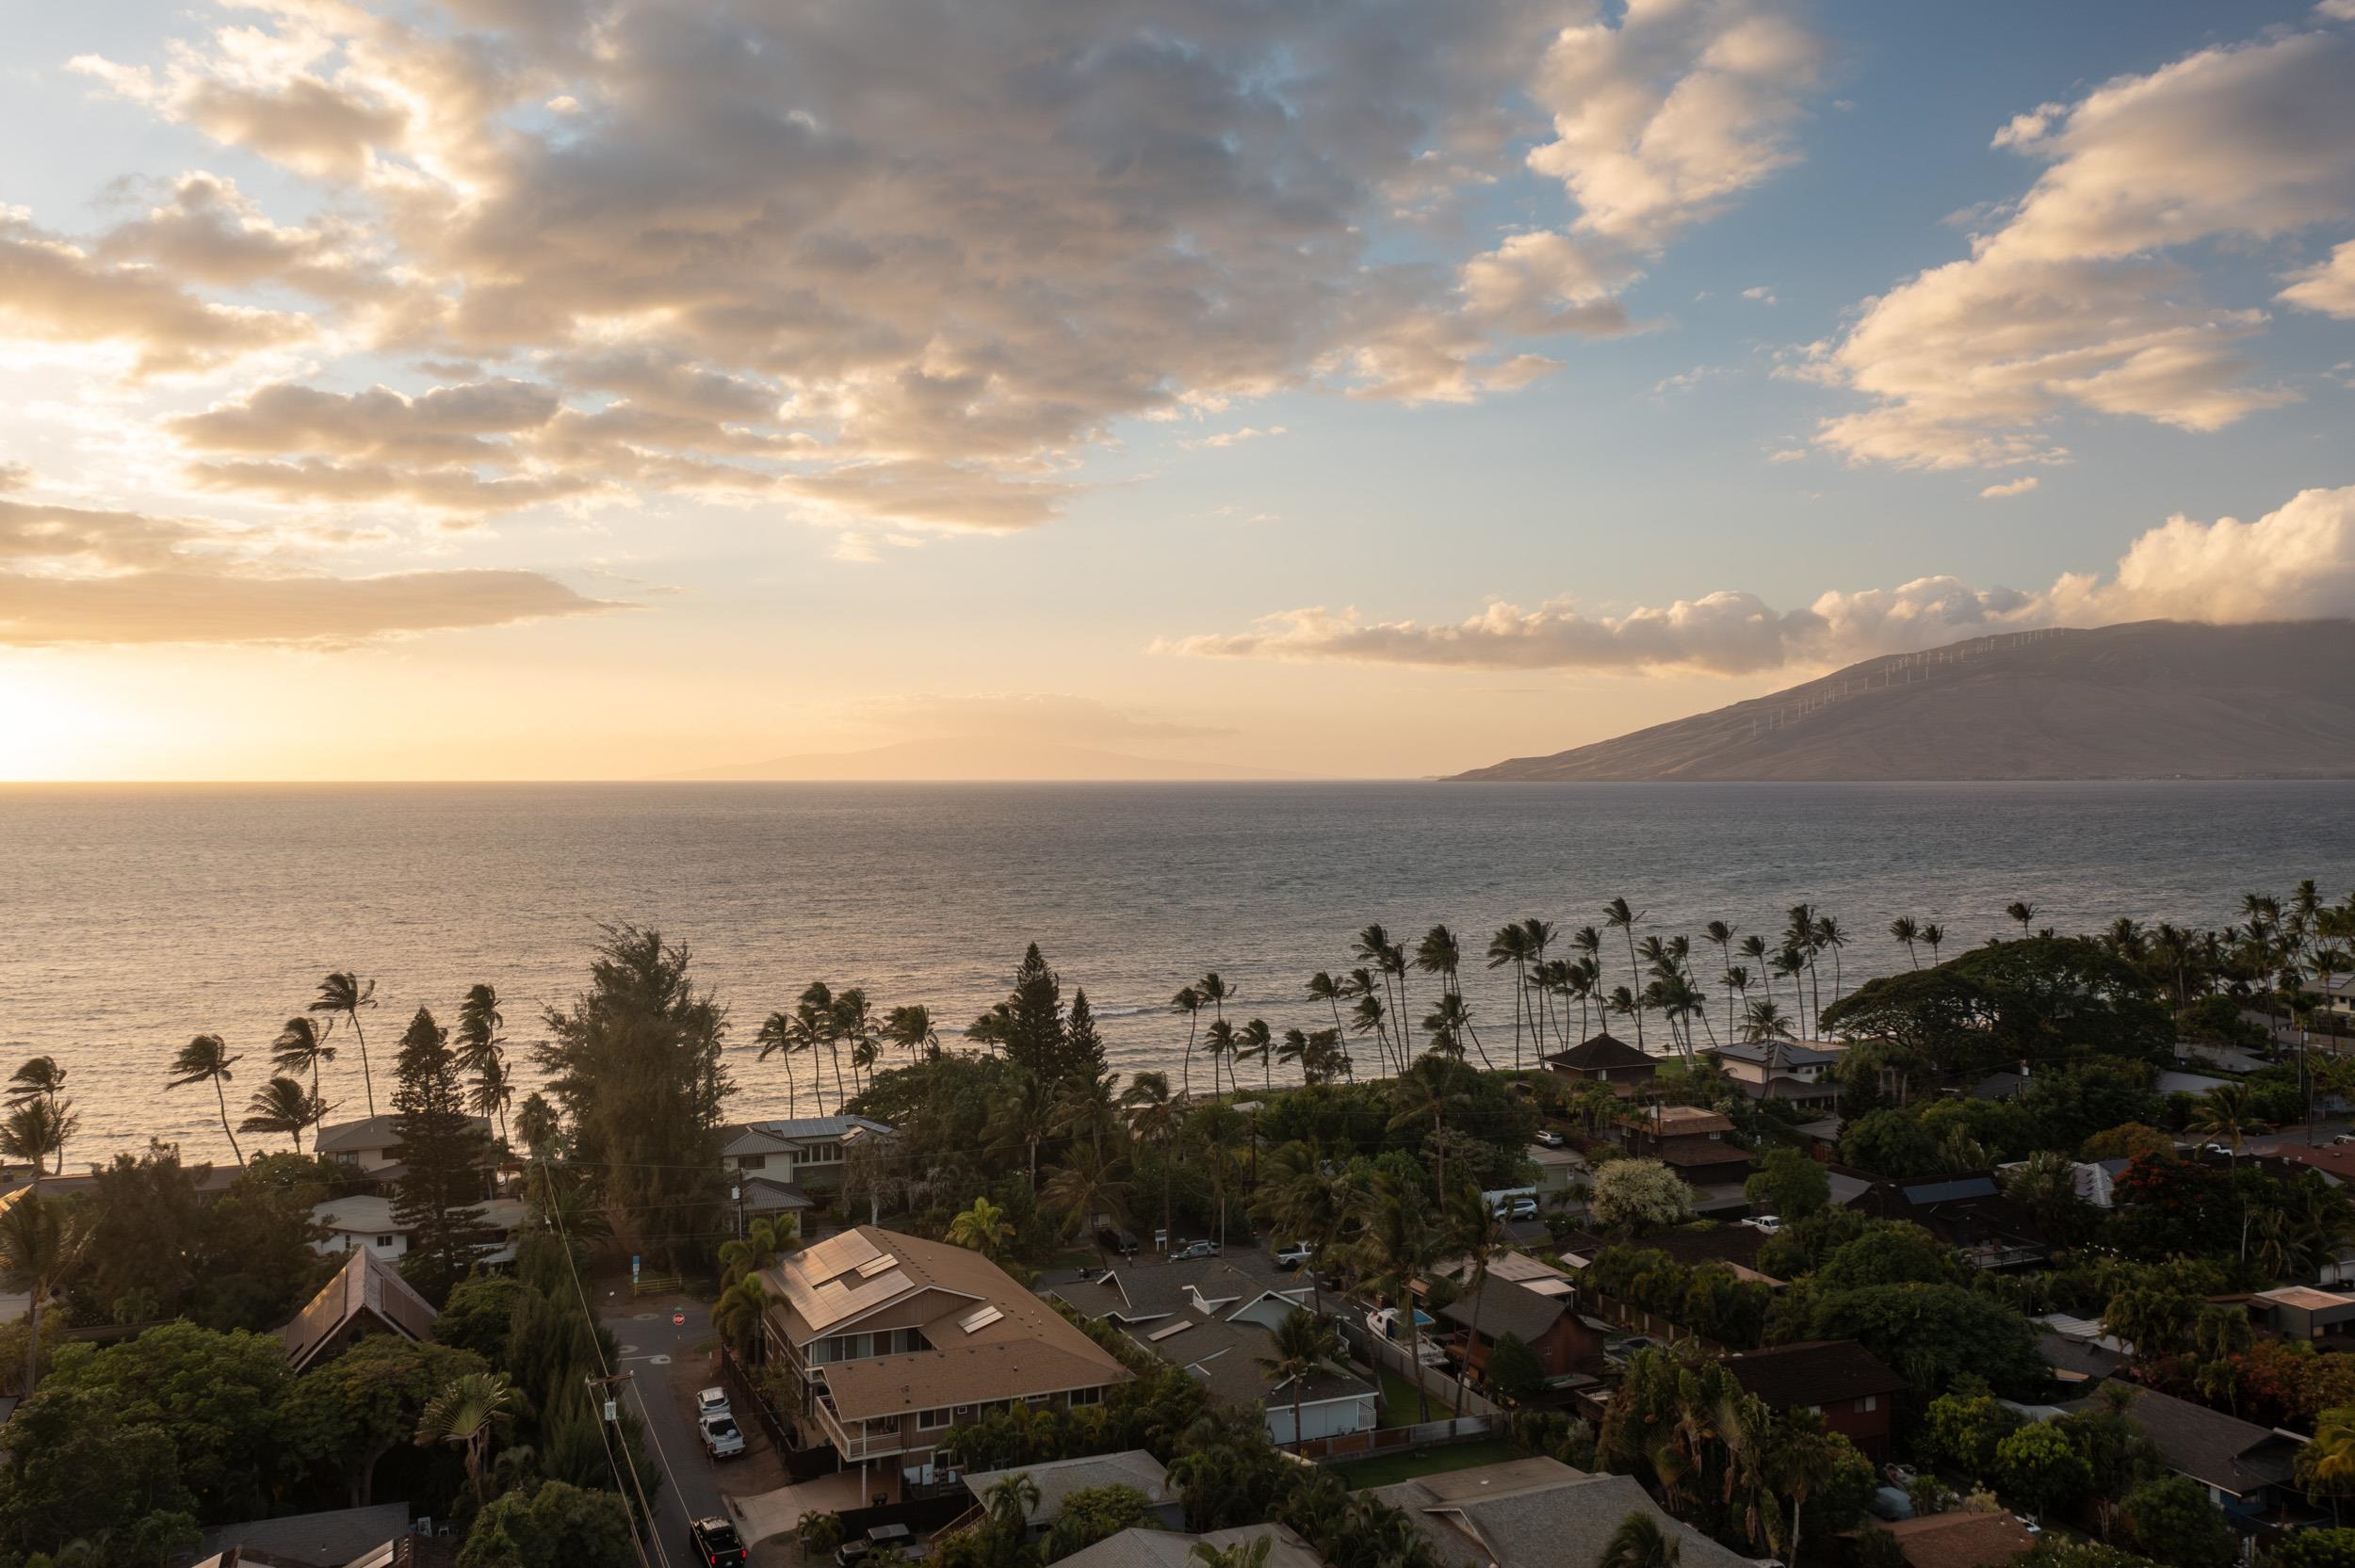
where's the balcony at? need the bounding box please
[810,1390,908,1463]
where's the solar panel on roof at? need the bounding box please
[960,1304,1005,1334]
[856,1253,900,1278]
[1145,1319,1193,1342]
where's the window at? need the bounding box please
[375,1236,397,1248]
[736,1154,768,1171]
[1801,1404,1822,1415]
[1067,1386,1103,1408]
[917,1408,952,1431]
[802,1141,842,1164]
[1854,1395,1877,1413]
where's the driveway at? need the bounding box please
[607,1289,788,1566]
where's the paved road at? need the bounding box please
[609,1294,727,1568]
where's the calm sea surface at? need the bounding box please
[2,780,2348,1163]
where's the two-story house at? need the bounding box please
[1720,1340,1906,1461]
[1436,1275,1606,1388]
[1706,1040,1842,1111]
[1611,1105,1754,1189]
[722,1115,894,1232]
[316,1112,495,1183]
[759,1226,1129,1499]
[1542,1034,1659,1097]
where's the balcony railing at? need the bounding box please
[811,1392,908,1462]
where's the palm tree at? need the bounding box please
[5,1058,72,1174]
[270,1016,337,1105]
[948,1196,1015,1260]
[240,1075,326,1154]
[833,987,877,1097]
[1920,922,1946,964]
[2298,1406,2355,1525]
[1486,923,1535,1071]
[721,1214,795,1282]
[1307,972,1355,1078]
[1251,1139,1358,1319]
[168,1033,245,1166]
[1762,1414,1845,1560]
[415,1371,518,1504]
[1388,1057,1465,1202]
[2006,901,2038,938]
[1124,1072,1182,1253]
[1603,899,1648,1049]
[885,1005,938,1064]
[1171,985,1205,1102]
[1203,1018,1238,1100]
[454,984,511,1146]
[1190,1541,1274,1568]
[1352,925,1408,1067]
[1,1100,73,1189]
[2189,1084,2259,1164]
[1042,1143,1130,1267]
[755,1009,804,1117]
[986,1473,1042,1536]
[1444,1179,1508,1415]
[311,971,380,1119]
[1890,915,1922,969]
[796,1511,847,1564]
[794,981,846,1111]
[1257,1307,1345,1447]
[1353,1170,1438,1422]
[1597,1511,1680,1568]
[714,1274,771,1364]
[0,1190,85,1396]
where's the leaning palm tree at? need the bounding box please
[415,1370,518,1504]
[1124,1071,1182,1253]
[754,1009,804,1117]
[2189,1084,2260,1165]
[1598,1511,1680,1568]
[2006,901,2038,938]
[239,1075,326,1155]
[270,1017,337,1103]
[310,971,379,1119]
[885,1004,939,1064]
[1890,915,1922,969]
[0,1190,86,1396]
[1,1100,73,1189]
[1257,1307,1345,1447]
[1486,923,1535,1071]
[168,1033,245,1167]
[948,1196,1015,1260]
[1602,898,1648,1048]
[1041,1142,1130,1268]
[454,984,512,1146]
[1170,985,1205,1102]
[1920,922,1946,964]
[5,1058,72,1178]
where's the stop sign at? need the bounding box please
[673,1310,685,1327]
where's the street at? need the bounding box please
[605,1289,787,1568]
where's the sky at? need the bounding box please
[1,0,2352,781]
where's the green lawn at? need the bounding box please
[1374,1367,1434,1429]
[1331,1439,1524,1491]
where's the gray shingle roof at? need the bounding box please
[2101,1386,2304,1497]
[965,1451,1175,1526]
[196,1503,411,1568]
[1437,1276,1570,1346]
[1543,1034,1653,1071]
[278,1248,438,1371]
[1370,1459,1755,1568]
[1059,1524,1327,1568]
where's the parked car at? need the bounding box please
[1170,1239,1222,1260]
[1606,1334,1662,1364]
[1274,1241,1314,1269]
[838,1525,916,1566]
[1534,1129,1568,1149]
[694,1386,731,1421]
[1743,1214,1783,1235]
[700,1413,746,1461]
[690,1518,748,1568]
[1505,1198,1539,1220]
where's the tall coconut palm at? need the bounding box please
[1251,1139,1358,1319]
[1345,970,1396,1076]
[454,984,512,1146]
[754,1008,804,1116]
[5,1059,70,1175]
[240,1075,326,1154]
[270,1017,337,1104]
[1306,972,1355,1077]
[1124,1072,1182,1253]
[1890,916,1922,968]
[1203,1018,1238,1100]
[2006,900,2038,938]
[1257,1307,1345,1447]
[885,1005,939,1064]
[168,1033,245,1166]
[1738,934,1772,1006]
[1521,918,1558,1043]
[1602,899,1648,1049]
[1444,1179,1509,1415]
[794,981,846,1110]
[1239,1018,1275,1096]
[1171,984,1205,1102]
[1811,914,1848,1009]
[832,987,877,1097]
[310,971,379,1119]
[1352,1170,1439,1422]
[0,1190,86,1396]
[415,1370,518,1503]
[2189,1085,2259,1165]
[948,1195,1015,1260]
[1352,925,1407,1063]
[1486,923,1535,1072]
[1920,922,1946,964]
[714,1273,771,1364]
[1042,1142,1130,1267]
[1701,923,1739,1038]
[1,1100,73,1189]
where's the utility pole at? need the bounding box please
[590,1370,665,1568]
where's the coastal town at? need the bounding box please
[8,891,2355,1568]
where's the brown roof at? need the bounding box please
[2263,1144,2355,1182]
[819,1333,1127,1419]
[279,1249,438,1371]
[1437,1276,1572,1346]
[1622,1106,1736,1137]
[1878,1511,2037,1568]
[1653,1138,1753,1169]
[1721,1340,1905,1407]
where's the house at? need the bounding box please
[2249,1285,2355,1344]
[190,1503,414,1568]
[1719,1340,1905,1461]
[309,1193,532,1266]
[1526,1143,1589,1204]
[1368,1456,1757,1568]
[2035,1315,2128,1386]
[1707,1041,1842,1109]
[1051,1255,1378,1446]
[1556,1223,1777,1283]
[1435,1275,1606,1386]
[2155,1070,2234,1099]
[1433,1250,1576,1301]
[1845,1173,2047,1270]
[2261,1143,2355,1188]
[279,1248,439,1372]
[2096,1386,2307,1524]
[316,1113,495,1182]
[1875,1510,2038,1568]
[1542,1034,1659,1096]
[1992,1157,2130,1209]
[722,1116,893,1220]
[1610,1106,1753,1185]
[1060,1524,1328,1568]
[962,1451,1184,1540]
[757,1226,1129,1498]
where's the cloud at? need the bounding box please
[1179,426,1288,451]
[45,0,1819,536]
[1741,285,1778,304]
[1161,483,2355,674]
[0,485,612,645]
[1979,476,2040,499]
[1812,24,2355,468]
[2282,239,2355,317]
[0,210,311,374]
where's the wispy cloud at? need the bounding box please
[1979,476,2040,499]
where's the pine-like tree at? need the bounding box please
[1004,944,1066,1081]
[1065,989,1107,1084]
[391,1007,496,1303]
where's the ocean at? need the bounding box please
[2,780,2348,1164]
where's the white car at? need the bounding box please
[700,1412,746,1461]
[694,1387,731,1421]
[1274,1241,1314,1269]
[1170,1239,1221,1260]
[1534,1129,1568,1149]
[1743,1214,1783,1235]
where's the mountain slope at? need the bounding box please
[1450,621,2355,782]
